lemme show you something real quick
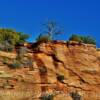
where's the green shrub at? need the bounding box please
[5,44,14,52]
[84,36,96,45]
[36,34,51,43]
[57,75,64,83]
[0,28,29,45]
[69,34,96,45]
[0,42,14,52]
[8,60,22,69]
[69,34,83,43]
[70,91,82,100]
[2,57,9,64]
[40,94,54,100]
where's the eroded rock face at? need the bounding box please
[32,42,100,100]
[0,41,100,100]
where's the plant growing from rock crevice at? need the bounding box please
[8,60,22,69]
[70,91,82,100]
[40,94,54,100]
[57,75,65,83]
[39,66,47,74]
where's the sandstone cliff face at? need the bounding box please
[0,41,100,100]
[32,41,100,100]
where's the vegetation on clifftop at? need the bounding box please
[0,28,29,52]
[0,22,97,52]
[69,34,96,45]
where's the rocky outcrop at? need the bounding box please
[0,41,100,100]
[32,41,100,100]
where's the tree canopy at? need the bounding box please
[0,28,29,45]
[0,28,29,52]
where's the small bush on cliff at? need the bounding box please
[69,34,82,43]
[83,36,96,45]
[70,91,82,100]
[36,34,51,43]
[69,34,96,45]
[0,42,14,52]
[16,46,34,68]
[39,66,47,74]
[57,75,65,83]
[8,60,22,69]
[40,94,54,100]
[2,57,9,64]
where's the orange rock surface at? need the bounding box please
[0,41,100,100]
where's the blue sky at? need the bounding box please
[0,0,100,46]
